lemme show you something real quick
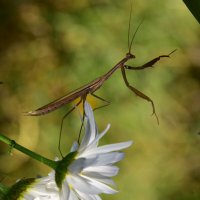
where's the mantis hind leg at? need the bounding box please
[121,67,159,124]
[77,95,87,144]
[58,98,83,157]
[91,93,110,111]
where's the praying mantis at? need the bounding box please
[25,36,175,122]
[25,4,176,155]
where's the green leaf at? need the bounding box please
[183,0,200,23]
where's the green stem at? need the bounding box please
[0,134,57,169]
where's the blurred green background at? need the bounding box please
[0,0,200,199]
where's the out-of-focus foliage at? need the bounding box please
[183,0,200,24]
[0,0,200,200]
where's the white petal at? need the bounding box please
[87,124,111,149]
[77,152,124,168]
[80,101,96,149]
[79,117,90,149]
[69,189,79,200]
[91,141,133,155]
[80,140,132,158]
[86,152,125,166]
[94,178,115,186]
[22,194,32,200]
[60,180,70,200]
[81,175,117,194]
[67,175,102,194]
[77,155,99,169]
[95,124,111,141]
[81,171,116,186]
[83,166,119,177]
[68,158,86,173]
[76,191,102,200]
[76,152,124,168]
[70,141,79,152]
[76,190,102,200]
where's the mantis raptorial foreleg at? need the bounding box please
[124,50,176,70]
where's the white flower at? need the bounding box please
[4,177,60,200]
[55,101,133,200]
[5,101,132,200]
